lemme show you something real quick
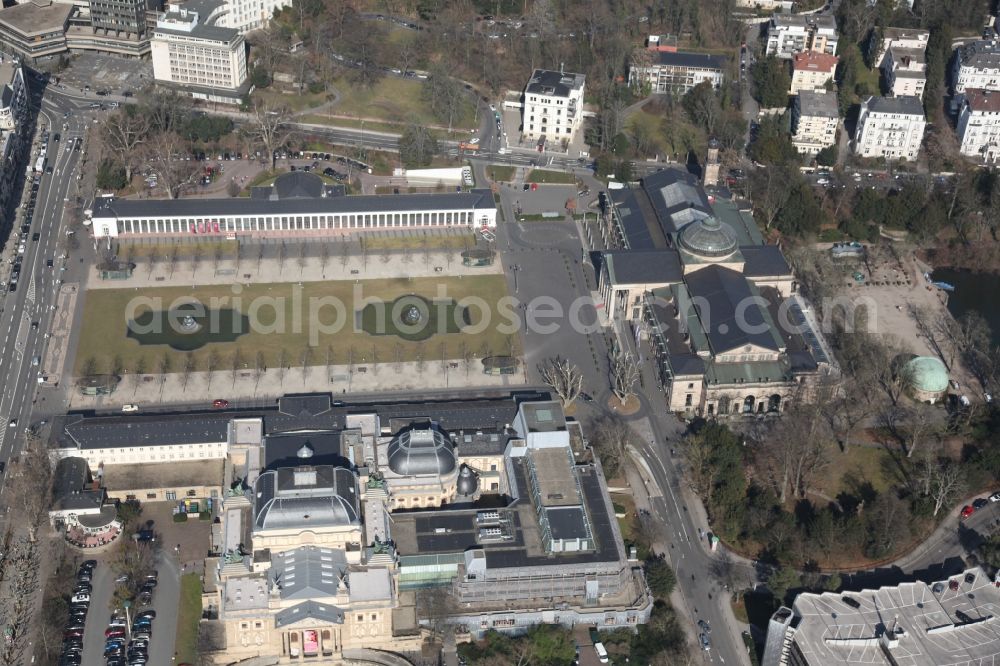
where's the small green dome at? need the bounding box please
[905,356,949,393]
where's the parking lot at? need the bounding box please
[46,52,151,96]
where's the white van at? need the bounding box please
[121,404,139,413]
[594,642,609,664]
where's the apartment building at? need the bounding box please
[881,47,926,97]
[957,88,1000,162]
[953,39,1000,94]
[854,95,926,160]
[791,90,839,155]
[218,0,290,32]
[765,14,838,59]
[521,68,586,144]
[629,50,725,95]
[0,60,28,217]
[872,26,929,66]
[789,52,837,94]
[151,3,248,103]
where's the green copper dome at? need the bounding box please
[905,356,949,393]
[679,216,738,258]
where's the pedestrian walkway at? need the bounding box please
[68,357,525,410]
[89,236,501,291]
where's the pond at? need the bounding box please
[932,267,1000,347]
[126,303,249,351]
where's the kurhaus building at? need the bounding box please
[88,172,498,239]
[598,168,831,416]
[52,393,651,663]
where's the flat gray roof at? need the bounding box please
[0,0,71,36]
[779,568,1000,665]
[90,189,496,220]
[797,90,839,118]
[863,95,924,117]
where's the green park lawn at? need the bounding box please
[74,275,513,375]
[173,574,202,665]
[526,169,577,184]
[326,77,477,130]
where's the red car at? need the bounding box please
[961,505,975,520]
[212,399,229,408]
[105,628,125,638]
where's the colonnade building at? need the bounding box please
[88,172,498,239]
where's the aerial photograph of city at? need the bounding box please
[0,0,998,664]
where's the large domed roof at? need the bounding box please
[387,427,456,477]
[905,356,949,393]
[678,216,738,258]
[456,465,479,496]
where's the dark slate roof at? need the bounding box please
[275,600,345,628]
[640,168,713,235]
[273,171,324,199]
[51,457,101,512]
[863,95,924,116]
[278,395,333,417]
[90,189,496,219]
[683,265,782,354]
[62,413,231,449]
[669,353,706,376]
[741,245,792,277]
[608,188,666,250]
[264,432,348,471]
[525,69,585,97]
[546,506,589,540]
[602,249,683,285]
[652,50,726,70]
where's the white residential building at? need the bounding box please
[881,47,926,97]
[957,88,1000,162]
[791,90,839,155]
[218,0,290,32]
[629,50,725,95]
[953,40,1000,94]
[0,60,28,133]
[521,68,585,146]
[765,14,838,59]
[874,26,929,66]
[151,3,248,104]
[854,95,926,160]
[789,52,838,94]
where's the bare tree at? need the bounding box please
[758,404,831,502]
[144,132,199,199]
[277,348,289,385]
[181,352,196,390]
[189,245,202,277]
[325,345,335,377]
[206,349,220,390]
[393,342,404,371]
[7,436,52,542]
[300,347,313,383]
[231,349,244,388]
[590,414,637,478]
[538,356,583,408]
[297,243,307,276]
[102,110,150,183]
[254,351,266,391]
[609,351,641,406]
[320,243,330,276]
[245,101,291,170]
[414,343,426,371]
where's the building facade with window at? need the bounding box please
[789,52,838,94]
[88,177,498,238]
[598,169,830,416]
[791,90,839,155]
[521,69,586,145]
[881,47,926,97]
[953,39,1000,94]
[628,50,725,94]
[765,14,838,59]
[957,88,1000,162]
[150,3,248,103]
[853,95,926,159]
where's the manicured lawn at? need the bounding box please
[487,165,515,182]
[810,445,894,502]
[526,169,577,184]
[254,88,329,113]
[74,275,513,374]
[326,76,477,130]
[174,574,202,665]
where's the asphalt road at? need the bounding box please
[0,80,87,463]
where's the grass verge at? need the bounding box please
[526,169,577,184]
[174,573,202,665]
[487,165,515,182]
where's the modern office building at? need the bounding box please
[150,3,249,103]
[853,95,926,160]
[791,90,839,155]
[761,569,1000,666]
[957,88,1000,162]
[52,392,652,663]
[0,0,73,62]
[598,168,830,416]
[87,172,498,238]
[520,68,586,145]
[628,50,725,94]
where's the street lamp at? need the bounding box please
[510,264,520,293]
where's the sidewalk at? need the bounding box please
[69,356,526,410]
[90,236,500,291]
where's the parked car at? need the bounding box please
[212,399,229,408]
[961,505,975,520]
[974,497,989,509]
